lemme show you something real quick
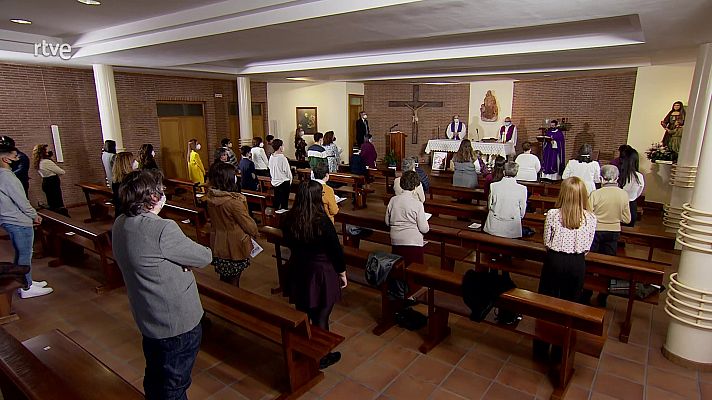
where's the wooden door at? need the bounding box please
[252,103,265,139]
[157,103,208,180]
[348,94,364,159]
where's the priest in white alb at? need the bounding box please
[498,116,517,146]
[445,115,467,140]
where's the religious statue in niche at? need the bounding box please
[480,90,498,122]
[660,101,685,153]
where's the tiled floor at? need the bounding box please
[1,204,709,400]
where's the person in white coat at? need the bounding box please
[484,162,528,238]
[514,142,541,181]
[562,143,600,195]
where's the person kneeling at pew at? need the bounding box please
[112,169,213,399]
[534,176,596,360]
[206,162,259,287]
[281,181,346,369]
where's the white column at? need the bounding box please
[663,58,712,366]
[92,64,124,151]
[665,44,712,232]
[236,76,253,146]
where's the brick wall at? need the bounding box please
[364,83,469,160]
[511,72,637,161]
[0,62,266,207]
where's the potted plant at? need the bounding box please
[645,142,677,164]
[384,150,397,168]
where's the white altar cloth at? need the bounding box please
[424,139,515,157]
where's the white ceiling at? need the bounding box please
[0,0,711,82]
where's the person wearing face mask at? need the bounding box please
[0,135,30,196]
[138,143,159,170]
[187,139,206,186]
[215,138,238,166]
[0,140,53,299]
[112,152,136,217]
[498,117,517,146]
[446,114,467,140]
[101,140,117,187]
[32,143,69,217]
[250,137,270,177]
[356,111,370,146]
[112,169,212,400]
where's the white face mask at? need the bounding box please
[228,142,233,148]
[505,121,511,126]
[454,119,459,123]
[259,142,264,148]
[132,160,139,170]
[195,144,202,150]
[151,150,156,157]
[363,115,367,120]
[234,175,238,185]
[154,194,167,213]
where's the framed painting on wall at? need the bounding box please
[296,107,318,134]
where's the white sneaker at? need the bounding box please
[32,280,48,288]
[18,286,54,299]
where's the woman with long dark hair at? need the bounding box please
[32,144,69,216]
[452,139,476,188]
[111,151,135,217]
[618,146,645,226]
[562,143,601,195]
[138,144,159,170]
[206,163,258,286]
[281,180,345,369]
[294,127,307,161]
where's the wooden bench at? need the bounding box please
[35,210,122,294]
[427,183,487,203]
[159,202,210,245]
[193,268,343,399]
[77,182,114,222]
[334,209,471,270]
[381,194,488,222]
[407,263,605,400]
[242,190,275,226]
[295,168,371,209]
[258,226,404,335]
[0,328,143,400]
[456,229,664,343]
[0,265,27,325]
[164,177,204,207]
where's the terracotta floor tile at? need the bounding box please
[207,361,248,386]
[229,375,279,400]
[646,366,700,399]
[371,344,419,370]
[646,385,695,400]
[384,373,436,400]
[569,366,596,389]
[186,371,227,400]
[209,386,250,400]
[322,378,377,400]
[561,384,589,400]
[349,359,401,391]
[428,387,468,400]
[602,338,647,364]
[308,370,344,396]
[457,349,505,379]
[598,353,645,384]
[427,342,469,366]
[589,390,620,400]
[647,348,699,379]
[591,372,643,400]
[495,363,545,395]
[404,355,453,385]
[484,382,535,400]
[440,368,492,400]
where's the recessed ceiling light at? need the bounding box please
[286,77,311,81]
[77,0,101,5]
[10,19,32,25]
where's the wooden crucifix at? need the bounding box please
[389,85,443,144]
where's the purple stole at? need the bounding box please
[477,158,488,174]
[450,122,464,139]
[499,125,515,142]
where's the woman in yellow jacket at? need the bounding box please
[187,138,206,185]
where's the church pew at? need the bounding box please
[164,177,204,207]
[77,182,114,222]
[193,268,343,399]
[295,168,371,209]
[159,202,210,245]
[0,328,143,400]
[381,194,488,222]
[242,190,275,226]
[407,263,605,400]
[35,210,123,294]
[366,166,396,193]
[258,226,404,335]
[0,264,28,325]
[334,209,471,270]
[427,183,487,203]
[456,230,665,343]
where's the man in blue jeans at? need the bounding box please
[0,140,53,298]
[112,169,212,399]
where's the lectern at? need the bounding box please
[388,130,407,170]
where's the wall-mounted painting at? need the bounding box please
[296,107,318,134]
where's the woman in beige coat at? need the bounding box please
[206,162,259,286]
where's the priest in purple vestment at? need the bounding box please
[541,120,565,180]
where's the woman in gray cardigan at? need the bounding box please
[483,162,528,238]
[452,139,477,188]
